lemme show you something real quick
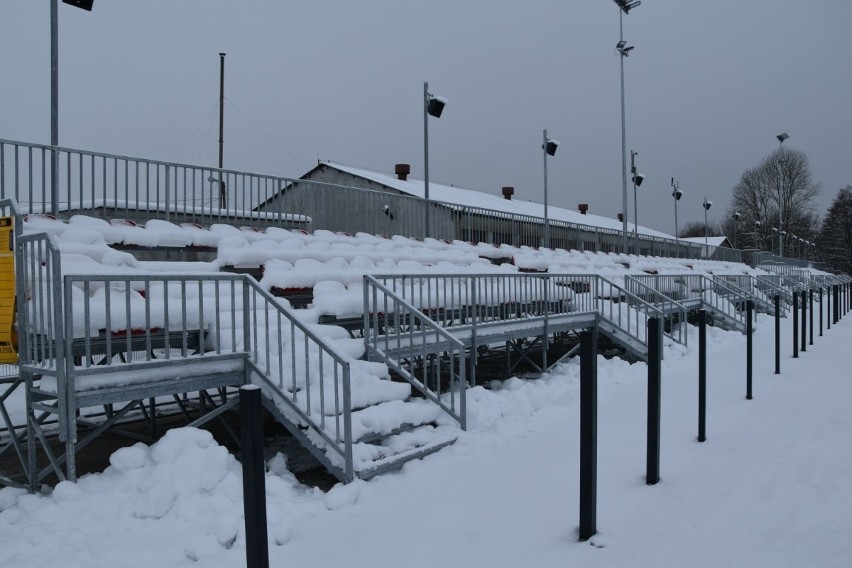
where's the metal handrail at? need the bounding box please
[623,275,689,345]
[363,275,466,430]
[0,138,702,257]
[628,274,749,331]
[366,273,671,357]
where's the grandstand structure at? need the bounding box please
[1,139,850,489]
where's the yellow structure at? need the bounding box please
[0,217,16,363]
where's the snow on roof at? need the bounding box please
[316,161,676,240]
[682,236,730,248]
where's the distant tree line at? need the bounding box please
[682,146,851,274]
[815,186,852,274]
[722,147,821,256]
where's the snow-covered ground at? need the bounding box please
[2,303,850,567]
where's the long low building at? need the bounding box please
[258,161,698,258]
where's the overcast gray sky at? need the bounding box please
[2,1,850,235]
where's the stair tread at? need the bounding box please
[351,424,458,472]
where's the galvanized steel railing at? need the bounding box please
[364,273,675,362]
[755,274,792,310]
[15,250,364,480]
[0,138,705,257]
[628,274,750,331]
[713,274,775,315]
[0,138,311,229]
[363,276,466,430]
[623,275,689,346]
[243,279,357,481]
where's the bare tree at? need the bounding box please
[679,220,722,239]
[816,186,852,274]
[724,147,821,253]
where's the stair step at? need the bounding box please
[348,399,443,443]
[352,424,458,476]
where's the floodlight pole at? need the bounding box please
[218,52,226,209]
[618,10,629,255]
[777,133,789,257]
[543,129,550,248]
[631,150,639,255]
[703,197,711,255]
[423,81,431,238]
[672,178,681,252]
[50,0,59,217]
[732,214,739,249]
[50,0,93,217]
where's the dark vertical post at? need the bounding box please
[774,295,781,374]
[579,327,597,541]
[50,0,59,217]
[240,385,269,568]
[646,318,661,485]
[827,286,831,330]
[819,288,823,337]
[746,300,753,400]
[698,310,707,441]
[834,285,839,324]
[800,290,807,353]
[809,289,814,345]
[793,292,799,358]
[218,52,227,209]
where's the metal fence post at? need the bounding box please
[809,289,813,345]
[579,326,597,541]
[774,295,780,375]
[819,288,823,337]
[240,385,269,568]
[746,300,753,400]
[834,285,839,324]
[698,310,707,441]
[646,317,661,485]
[793,292,799,359]
[827,286,831,330]
[800,290,807,353]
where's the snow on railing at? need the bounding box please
[363,275,466,430]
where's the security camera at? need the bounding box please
[703,200,712,210]
[632,173,644,187]
[672,188,683,201]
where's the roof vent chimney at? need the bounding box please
[617,213,624,222]
[502,186,514,200]
[578,203,589,215]
[394,163,411,181]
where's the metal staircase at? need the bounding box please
[363,273,685,384]
[626,274,751,333]
[243,281,463,482]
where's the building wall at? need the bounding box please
[257,167,456,239]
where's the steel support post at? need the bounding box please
[240,386,269,568]
[746,300,753,400]
[809,289,814,346]
[834,285,839,324]
[800,290,807,353]
[646,317,661,485]
[793,292,799,358]
[827,286,831,330]
[579,327,598,541]
[698,309,707,441]
[819,288,823,337]
[774,295,781,374]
